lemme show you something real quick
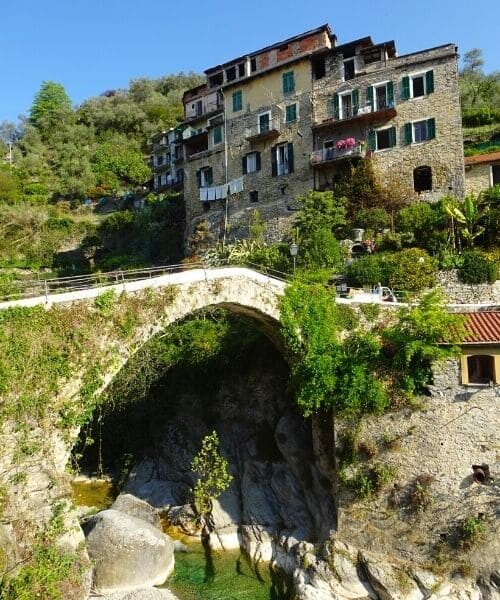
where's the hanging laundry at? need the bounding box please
[219,184,228,199]
[229,176,244,194]
[199,187,209,202]
[207,187,216,201]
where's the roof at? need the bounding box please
[456,311,500,344]
[464,151,500,166]
[204,24,334,74]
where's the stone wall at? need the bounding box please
[465,162,492,195]
[436,269,500,305]
[312,45,465,202]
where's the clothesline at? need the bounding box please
[199,176,244,202]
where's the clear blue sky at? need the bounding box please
[1,0,499,123]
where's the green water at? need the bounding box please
[165,543,292,600]
[71,479,115,510]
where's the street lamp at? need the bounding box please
[289,242,299,272]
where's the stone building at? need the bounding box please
[172,25,465,244]
[150,128,184,192]
[464,150,500,194]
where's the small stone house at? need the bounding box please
[435,311,500,396]
[161,24,466,242]
[464,150,500,195]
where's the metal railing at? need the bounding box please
[0,260,289,304]
[311,146,363,164]
[245,117,281,138]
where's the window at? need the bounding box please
[194,100,203,116]
[401,70,435,100]
[226,66,236,82]
[491,164,500,186]
[238,63,245,77]
[212,126,223,146]
[330,90,359,119]
[249,191,259,203]
[368,127,396,151]
[156,155,163,166]
[285,103,297,123]
[250,58,257,72]
[242,151,261,174]
[208,72,223,88]
[413,166,433,192]
[467,355,494,384]
[232,90,243,112]
[156,176,162,188]
[196,167,213,188]
[258,112,270,133]
[282,71,295,94]
[344,58,355,80]
[404,118,436,144]
[271,143,294,176]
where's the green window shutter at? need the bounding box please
[404,122,413,145]
[352,89,359,115]
[366,86,374,110]
[242,155,247,175]
[368,130,376,151]
[386,81,394,107]
[255,152,261,171]
[207,168,213,185]
[285,104,297,123]
[389,126,396,147]
[332,93,339,119]
[401,76,410,100]
[426,70,435,94]
[271,147,278,177]
[213,126,222,145]
[427,117,436,139]
[196,170,201,187]
[287,143,294,173]
[283,71,295,93]
[232,90,242,112]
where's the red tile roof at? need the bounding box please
[457,311,500,344]
[464,151,500,166]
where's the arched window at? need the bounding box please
[413,166,432,193]
[467,355,494,384]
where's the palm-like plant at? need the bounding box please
[444,194,489,247]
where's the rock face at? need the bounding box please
[83,509,174,593]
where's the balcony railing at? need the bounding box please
[245,118,281,142]
[313,101,396,130]
[310,145,363,166]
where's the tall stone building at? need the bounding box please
[168,24,465,244]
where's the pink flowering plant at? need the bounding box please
[336,137,357,149]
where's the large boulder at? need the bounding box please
[83,509,174,593]
[112,494,161,527]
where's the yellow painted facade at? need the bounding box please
[225,59,311,119]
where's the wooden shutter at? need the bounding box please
[352,89,360,115]
[389,126,397,147]
[287,143,294,173]
[196,170,201,187]
[401,76,410,100]
[403,122,413,145]
[366,86,373,110]
[242,155,247,175]
[271,146,278,177]
[255,151,261,171]
[427,117,436,139]
[368,130,376,151]
[386,81,394,107]
[332,93,339,119]
[426,70,435,94]
[207,168,213,185]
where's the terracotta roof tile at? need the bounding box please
[464,151,500,166]
[456,311,500,344]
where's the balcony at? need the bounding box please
[310,145,364,166]
[246,118,281,143]
[313,102,397,131]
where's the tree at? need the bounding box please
[444,194,489,248]
[29,82,73,135]
[191,431,232,530]
[460,49,500,110]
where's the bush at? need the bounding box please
[458,250,497,284]
[462,107,500,127]
[388,248,437,292]
[345,254,392,287]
